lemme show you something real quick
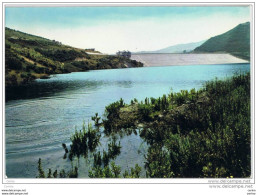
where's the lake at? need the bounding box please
[5,63,250,178]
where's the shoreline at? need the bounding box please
[6,61,250,88]
[5,54,250,88]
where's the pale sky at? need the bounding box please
[5,6,251,54]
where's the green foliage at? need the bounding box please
[138,104,152,121]
[67,166,79,178]
[92,138,121,168]
[47,169,53,178]
[144,145,174,178]
[103,98,127,134]
[89,162,121,178]
[142,73,250,178]
[89,162,142,178]
[6,56,23,70]
[101,73,250,178]
[5,27,143,87]
[91,113,101,126]
[93,151,102,167]
[194,22,250,60]
[123,164,142,178]
[64,61,91,72]
[107,138,121,159]
[68,122,101,160]
[35,71,249,178]
[37,158,78,178]
[95,56,143,70]
[57,167,79,178]
[37,158,45,178]
[35,48,86,62]
[53,170,58,178]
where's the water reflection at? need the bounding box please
[6,79,134,101]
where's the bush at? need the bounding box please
[6,57,22,70]
[138,104,152,121]
[101,73,250,178]
[68,122,101,160]
[143,73,250,178]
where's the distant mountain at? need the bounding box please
[194,22,250,60]
[134,40,206,54]
[154,40,206,53]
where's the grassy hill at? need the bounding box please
[194,22,250,60]
[5,27,143,86]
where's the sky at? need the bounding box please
[5,6,251,54]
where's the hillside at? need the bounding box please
[194,22,250,60]
[5,27,143,86]
[135,40,206,54]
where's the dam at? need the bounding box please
[130,53,249,67]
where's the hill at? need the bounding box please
[194,22,250,60]
[5,28,143,86]
[134,40,205,54]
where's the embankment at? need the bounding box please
[131,53,249,67]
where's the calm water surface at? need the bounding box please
[5,64,250,178]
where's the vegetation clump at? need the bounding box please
[37,158,78,178]
[68,122,101,160]
[102,73,251,178]
[38,73,250,178]
[88,162,142,178]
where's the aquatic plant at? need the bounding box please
[89,162,121,178]
[92,138,122,168]
[37,158,45,178]
[37,158,78,178]
[102,73,250,178]
[123,164,142,178]
[68,122,101,160]
[91,112,101,126]
[89,162,142,178]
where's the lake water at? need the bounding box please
[5,63,250,178]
